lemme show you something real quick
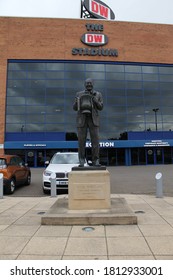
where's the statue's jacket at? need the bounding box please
[73,90,103,127]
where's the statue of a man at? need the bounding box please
[73,78,103,167]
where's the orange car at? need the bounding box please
[0,154,31,194]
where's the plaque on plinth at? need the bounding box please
[68,168,111,210]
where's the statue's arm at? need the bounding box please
[93,92,103,111]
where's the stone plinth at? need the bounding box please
[68,169,110,210]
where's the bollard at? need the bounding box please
[50,172,57,197]
[155,172,163,198]
[0,173,3,199]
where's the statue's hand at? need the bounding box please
[92,96,99,104]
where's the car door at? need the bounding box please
[9,156,25,184]
[15,156,28,183]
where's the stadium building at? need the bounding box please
[0,1,173,167]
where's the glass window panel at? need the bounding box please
[161,96,173,106]
[105,89,125,96]
[107,81,125,89]
[7,80,26,88]
[107,106,126,114]
[144,97,160,107]
[26,114,45,123]
[162,115,173,122]
[127,97,143,106]
[88,72,105,80]
[26,88,45,97]
[107,96,126,106]
[126,89,143,96]
[126,81,142,89]
[27,63,46,71]
[65,123,76,131]
[46,63,64,70]
[6,106,25,114]
[26,97,45,105]
[7,97,25,105]
[109,115,127,122]
[45,123,65,132]
[46,80,64,87]
[6,124,24,132]
[127,106,145,114]
[26,106,45,114]
[125,65,141,73]
[28,72,46,79]
[160,82,173,90]
[46,114,64,123]
[64,80,83,88]
[46,71,64,79]
[143,81,158,90]
[143,89,159,96]
[86,64,104,71]
[45,106,63,114]
[25,123,45,132]
[127,115,145,122]
[65,114,76,123]
[85,72,105,80]
[93,80,105,89]
[106,64,124,72]
[142,73,159,81]
[46,98,64,105]
[163,123,173,130]
[8,71,27,79]
[106,72,125,80]
[142,66,158,73]
[125,73,142,81]
[7,88,26,97]
[159,67,173,74]
[159,75,173,82]
[65,63,85,71]
[161,107,173,114]
[145,114,162,122]
[65,71,86,79]
[6,115,24,123]
[46,88,64,95]
[27,80,46,88]
[8,63,27,71]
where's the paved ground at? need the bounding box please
[1,165,173,260]
[1,194,173,259]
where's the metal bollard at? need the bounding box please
[50,172,57,197]
[155,172,163,198]
[0,173,3,199]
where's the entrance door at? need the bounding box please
[26,150,35,167]
[37,150,45,167]
[146,148,163,164]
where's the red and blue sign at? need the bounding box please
[81,32,108,46]
[83,0,115,20]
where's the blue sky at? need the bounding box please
[0,0,172,24]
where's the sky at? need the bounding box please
[0,0,173,25]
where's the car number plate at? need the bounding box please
[57,181,68,185]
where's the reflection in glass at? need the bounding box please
[5,61,173,138]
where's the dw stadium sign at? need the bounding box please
[83,0,115,20]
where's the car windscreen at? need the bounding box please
[0,158,7,169]
[50,154,79,164]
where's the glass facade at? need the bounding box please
[6,60,173,139]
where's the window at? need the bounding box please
[6,61,173,138]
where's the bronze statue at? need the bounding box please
[73,78,103,167]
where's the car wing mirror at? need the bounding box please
[45,161,49,167]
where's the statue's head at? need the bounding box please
[85,78,94,92]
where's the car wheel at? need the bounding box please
[6,178,16,194]
[25,173,31,186]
